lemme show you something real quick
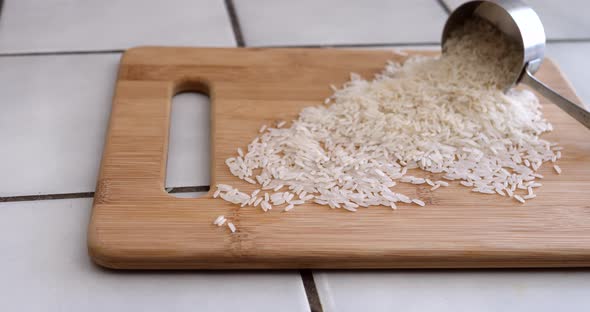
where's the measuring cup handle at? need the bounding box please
[520,69,590,130]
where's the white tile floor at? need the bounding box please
[0,54,118,196]
[0,198,309,312]
[442,0,590,40]
[0,0,235,53]
[166,93,212,189]
[546,42,590,109]
[1,0,589,311]
[315,270,590,312]
[235,0,448,46]
[0,55,210,197]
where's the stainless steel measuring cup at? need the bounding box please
[442,0,590,129]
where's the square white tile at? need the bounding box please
[315,270,590,312]
[0,54,210,197]
[0,0,235,53]
[0,198,310,312]
[167,93,212,188]
[442,0,590,40]
[546,42,590,109]
[234,0,448,46]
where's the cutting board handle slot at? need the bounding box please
[173,79,210,95]
[165,86,211,198]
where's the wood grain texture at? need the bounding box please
[88,47,590,269]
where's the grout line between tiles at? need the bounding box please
[0,49,123,58]
[0,39,588,59]
[0,43,440,57]
[547,38,590,44]
[0,192,95,203]
[436,0,452,14]
[224,0,245,47]
[0,185,210,203]
[300,270,324,312]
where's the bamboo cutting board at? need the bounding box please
[88,47,590,269]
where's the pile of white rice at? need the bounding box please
[213,19,562,232]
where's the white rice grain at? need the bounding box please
[460,181,473,187]
[514,195,525,204]
[261,201,271,212]
[412,199,425,207]
[216,184,233,192]
[213,215,224,225]
[254,197,263,207]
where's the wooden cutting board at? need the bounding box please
[88,47,590,269]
